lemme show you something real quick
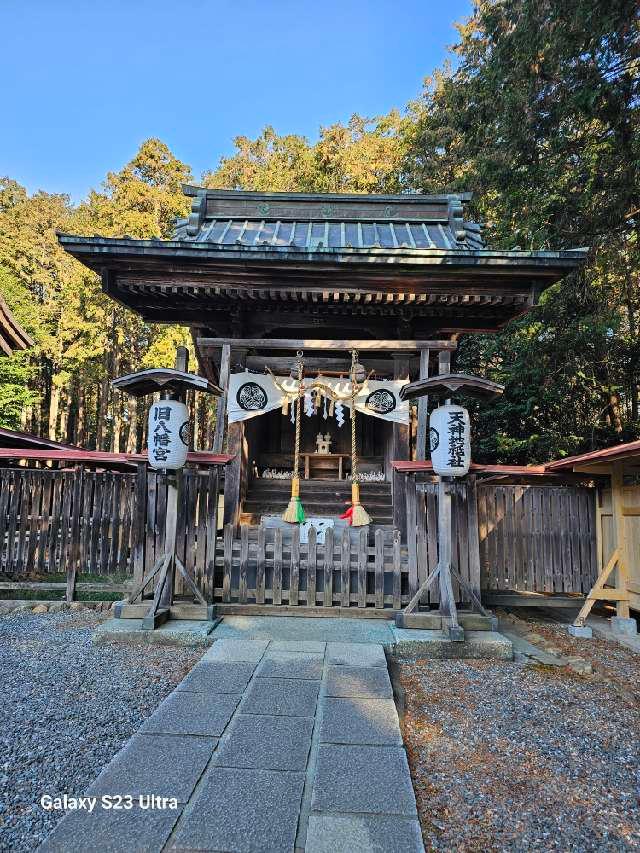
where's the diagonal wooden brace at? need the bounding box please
[126,553,171,604]
[174,556,208,606]
[449,566,491,617]
[573,548,623,627]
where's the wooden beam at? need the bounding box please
[611,463,630,619]
[197,337,457,352]
[244,356,408,375]
[223,349,247,528]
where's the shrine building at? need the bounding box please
[59,187,586,532]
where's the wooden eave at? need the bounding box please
[57,235,586,332]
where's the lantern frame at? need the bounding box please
[396,371,503,641]
[111,347,221,630]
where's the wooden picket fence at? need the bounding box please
[401,473,598,599]
[478,484,598,594]
[213,524,406,611]
[1,464,599,607]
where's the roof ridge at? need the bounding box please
[182,184,473,204]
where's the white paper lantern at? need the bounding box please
[147,400,189,470]
[429,403,471,477]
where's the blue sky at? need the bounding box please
[1,0,472,202]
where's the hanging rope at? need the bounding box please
[282,352,306,523]
[345,349,371,527]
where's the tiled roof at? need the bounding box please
[173,217,484,250]
[173,186,485,251]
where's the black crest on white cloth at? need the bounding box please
[237,381,268,411]
[365,388,396,415]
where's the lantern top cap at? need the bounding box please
[112,368,222,398]
[400,372,504,402]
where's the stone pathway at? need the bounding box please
[41,635,423,853]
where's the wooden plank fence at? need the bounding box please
[1,464,599,607]
[213,524,407,611]
[404,474,481,604]
[403,473,598,600]
[0,465,224,602]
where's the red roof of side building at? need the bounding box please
[546,440,640,470]
[392,461,549,476]
[0,427,84,452]
[0,448,233,470]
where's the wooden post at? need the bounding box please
[391,352,412,534]
[416,348,430,461]
[611,462,630,619]
[437,477,462,638]
[392,353,411,462]
[223,348,247,529]
[212,344,230,453]
[158,473,179,610]
[65,468,83,603]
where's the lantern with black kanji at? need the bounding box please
[429,403,471,477]
[147,400,189,470]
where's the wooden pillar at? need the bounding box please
[392,353,410,461]
[611,462,630,619]
[212,344,231,453]
[223,348,247,529]
[437,477,460,633]
[159,473,179,608]
[391,353,410,534]
[415,348,430,461]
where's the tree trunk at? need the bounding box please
[111,398,123,453]
[609,392,624,434]
[48,381,61,441]
[76,385,85,446]
[126,395,138,453]
[96,374,109,450]
[58,385,69,444]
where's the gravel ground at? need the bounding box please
[400,621,640,852]
[0,610,201,853]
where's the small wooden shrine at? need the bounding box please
[58,187,586,619]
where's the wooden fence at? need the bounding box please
[1,465,599,607]
[214,524,406,612]
[404,476,481,604]
[403,473,598,600]
[0,465,224,601]
[479,484,598,594]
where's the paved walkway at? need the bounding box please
[41,629,423,853]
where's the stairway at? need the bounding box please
[242,478,393,526]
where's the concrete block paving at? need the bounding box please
[39,632,423,853]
